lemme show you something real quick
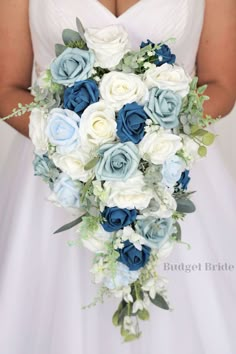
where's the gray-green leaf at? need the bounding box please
[55,44,67,57]
[177,199,196,213]
[62,29,81,45]
[174,221,182,241]
[53,214,85,234]
[150,293,169,310]
[76,17,86,42]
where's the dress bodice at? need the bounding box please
[29,0,205,75]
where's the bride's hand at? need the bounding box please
[0,0,33,137]
[196,0,236,118]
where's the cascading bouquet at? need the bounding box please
[3,18,217,341]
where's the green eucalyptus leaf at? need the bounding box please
[118,305,129,326]
[202,132,215,146]
[112,310,120,327]
[191,125,200,134]
[81,177,94,203]
[53,214,85,234]
[84,156,99,171]
[137,309,150,321]
[191,128,208,137]
[55,44,67,57]
[124,333,140,342]
[177,199,196,213]
[150,293,169,310]
[62,29,81,45]
[198,145,207,157]
[120,326,129,338]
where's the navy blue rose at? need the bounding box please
[117,240,151,271]
[154,44,176,66]
[140,39,154,49]
[140,40,176,66]
[64,79,99,116]
[177,170,190,190]
[117,103,148,144]
[101,207,137,232]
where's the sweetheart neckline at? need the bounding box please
[95,0,142,19]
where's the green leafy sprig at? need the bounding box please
[116,40,175,74]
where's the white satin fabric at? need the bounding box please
[0,1,235,353]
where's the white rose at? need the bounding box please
[84,25,130,69]
[80,226,112,253]
[29,108,48,155]
[139,129,183,165]
[103,172,153,210]
[80,101,117,148]
[143,63,191,97]
[99,72,149,111]
[52,149,94,182]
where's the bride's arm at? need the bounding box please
[197,0,236,118]
[0,0,33,137]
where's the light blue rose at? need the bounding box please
[162,155,185,187]
[46,108,80,154]
[136,217,173,249]
[144,88,181,129]
[53,173,81,208]
[50,47,94,85]
[95,142,140,181]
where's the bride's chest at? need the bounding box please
[29,0,205,75]
[30,0,200,47]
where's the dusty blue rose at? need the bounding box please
[162,155,185,187]
[140,40,176,66]
[101,207,137,232]
[50,47,94,85]
[117,240,151,271]
[46,108,80,154]
[177,170,191,190]
[117,103,148,144]
[53,173,81,208]
[64,79,99,116]
[33,154,59,187]
[144,88,181,129]
[136,217,173,249]
[95,142,140,181]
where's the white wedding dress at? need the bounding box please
[0,1,235,353]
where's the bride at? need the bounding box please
[0,0,235,353]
